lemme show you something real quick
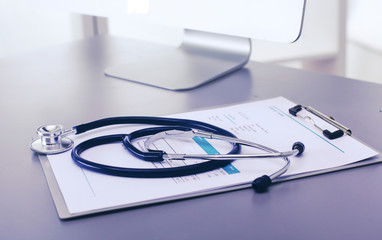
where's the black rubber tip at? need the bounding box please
[289,105,302,116]
[252,175,272,193]
[323,129,344,140]
[292,142,305,155]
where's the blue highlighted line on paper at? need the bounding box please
[192,136,240,175]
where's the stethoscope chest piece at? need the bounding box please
[31,125,74,154]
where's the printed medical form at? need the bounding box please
[43,97,379,218]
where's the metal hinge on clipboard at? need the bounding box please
[289,105,352,140]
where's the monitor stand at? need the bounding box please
[105,29,251,91]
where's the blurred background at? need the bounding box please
[1,0,381,84]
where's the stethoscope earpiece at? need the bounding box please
[252,175,272,193]
[292,142,305,155]
[252,142,305,193]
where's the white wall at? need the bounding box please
[0,0,82,58]
[346,0,382,84]
[347,0,382,51]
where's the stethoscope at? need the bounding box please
[31,116,305,192]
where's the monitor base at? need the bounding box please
[105,29,251,91]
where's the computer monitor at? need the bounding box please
[34,0,306,90]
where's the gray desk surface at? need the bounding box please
[1,35,382,239]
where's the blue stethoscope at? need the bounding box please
[31,116,305,192]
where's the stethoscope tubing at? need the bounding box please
[71,125,241,178]
[74,116,234,135]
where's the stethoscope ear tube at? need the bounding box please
[251,142,304,192]
[122,126,191,162]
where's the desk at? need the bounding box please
[1,35,382,239]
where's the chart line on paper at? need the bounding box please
[80,167,96,197]
[224,114,237,125]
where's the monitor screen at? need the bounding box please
[36,0,305,43]
[34,0,306,90]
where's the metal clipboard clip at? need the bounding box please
[289,105,352,140]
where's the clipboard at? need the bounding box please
[37,97,381,219]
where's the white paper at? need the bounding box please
[46,97,379,215]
